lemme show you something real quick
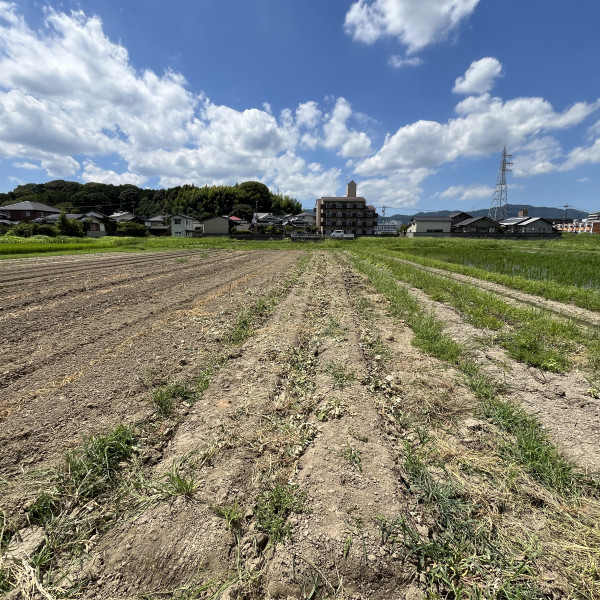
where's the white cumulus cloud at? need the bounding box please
[453,57,502,95]
[0,4,383,201]
[355,94,600,176]
[323,98,372,158]
[344,0,481,53]
[437,184,493,201]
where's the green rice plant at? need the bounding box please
[361,236,600,312]
[353,249,592,373]
[254,483,309,543]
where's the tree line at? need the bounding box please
[0,180,302,221]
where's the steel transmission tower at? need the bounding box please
[488,146,513,222]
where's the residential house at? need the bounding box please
[228,216,251,231]
[202,216,229,235]
[171,214,201,237]
[500,216,556,234]
[1,201,60,222]
[453,216,500,234]
[449,211,473,227]
[406,217,452,237]
[34,211,108,237]
[315,180,378,236]
[145,215,171,236]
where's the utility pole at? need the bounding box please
[563,204,570,224]
[488,147,513,222]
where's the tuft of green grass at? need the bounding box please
[212,503,243,533]
[152,381,197,415]
[254,483,309,543]
[349,253,462,363]
[63,424,138,499]
[157,458,200,497]
[459,360,594,496]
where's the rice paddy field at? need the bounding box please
[1,233,599,599]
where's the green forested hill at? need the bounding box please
[0,180,301,221]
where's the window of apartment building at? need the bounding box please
[357,212,363,217]
[326,202,332,208]
[336,220,342,226]
[336,202,342,208]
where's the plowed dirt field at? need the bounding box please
[1,249,599,600]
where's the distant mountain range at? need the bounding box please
[386,204,590,223]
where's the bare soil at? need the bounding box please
[1,249,598,599]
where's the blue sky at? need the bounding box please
[1,1,600,213]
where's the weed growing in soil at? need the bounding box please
[355,249,596,373]
[348,427,368,443]
[459,360,598,496]
[152,381,197,415]
[10,424,141,593]
[316,397,348,421]
[325,359,356,389]
[157,458,199,497]
[349,253,461,363]
[255,483,309,543]
[342,257,600,598]
[212,503,243,533]
[63,423,138,500]
[340,442,362,472]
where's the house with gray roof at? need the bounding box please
[453,216,500,234]
[1,201,60,222]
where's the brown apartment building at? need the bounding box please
[315,180,378,236]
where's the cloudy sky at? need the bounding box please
[1,1,600,213]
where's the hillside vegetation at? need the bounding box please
[0,180,301,222]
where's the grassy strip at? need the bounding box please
[347,252,596,495]
[355,249,600,373]
[347,268,600,598]
[459,361,596,497]
[383,243,600,312]
[0,234,324,258]
[348,252,462,363]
